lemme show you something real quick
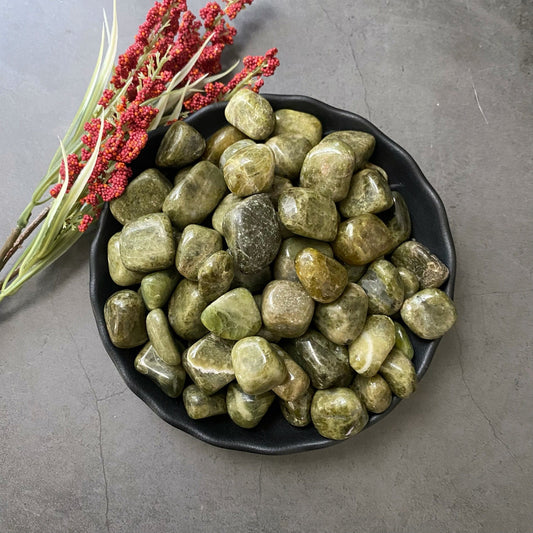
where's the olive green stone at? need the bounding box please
[146,308,181,366]
[218,139,256,169]
[156,121,206,168]
[182,333,235,395]
[172,165,193,186]
[333,214,393,266]
[349,314,395,377]
[224,89,275,140]
[223,144,275,197]
[265,133,312,180]
[162,160,227,229]
[351,374,392,413]
[226,382,275,429]
[140,268,180,310]
[271,344,310,401]
[109,168,172,225]
[394,321,414,360]
[278,188,338,242]
[323,130,376,170]
[280,387,314,427]
[231,265,272,293]
[300,138,356,201]
[379,348,417,399]
[391,240,450,289]
[345,263,367,283]
[107,232,144,287]
[358,259,405,315]
[134,342,186,398]
[385,192,412,251]
[314,283,368,345]
[119,213,176,272]
[211,193,243,235]
[397,266,419,299]
[364,161,388,180]
[176,225,222,280]
[273,109,323,146]
[266,176,293,208]
[285,330,352,389]
[261,280,315,338]
[338,168,393,218]
[252,294,281,343]
[168,279,209,341]
[311,387,368,440]
[182,385,227,419]
[197,250,234,302]
[401,288,457,340]
[203,124,247,165]
[295,247,348,303]
[201,288,262,340]
[104,290,148,349]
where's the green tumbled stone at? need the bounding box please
[203,124,247,165]
[265,134,312,180]
[173,165,193,185]
[364,161,388,180]
[197,250,234,302]
[401,288,457,340]
[226,382,275,429]
[224,89,275,140]
[394,321,414,360]
[280,387,314,427]
[176,225,222,280]
[218,139,256,169]
[168,279,209,341]
[273,109,323,146]
[385,192,412,251]
[156,121,206,168]
[271,344,310,401]
[252,294,281,343]
[345,263,367,283]
[397,266,419,299]
[146,308,181,366]
[110,168,172,225]
[379,348,417,399]
[119,213,176,273]
[104,290,147,349]
[232,265,272,293]
[162,160,227,229]
[266,175,293,209]
[278,188,338,242]
[211,193,243,235]
[183,385,227,419]
[107,232,144,287]
[311,387,368,440]
[351,374,392,413]
[322,130,375,170]
[140,268,180,311]
[314,283,368,345]
[201,288,262,340]
[349,314,395,377]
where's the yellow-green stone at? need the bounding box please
[203,124,247,165]
[155,121,206,168]
[140,268,180,311]
[322,130,375,170]
[218,139,256,169]
[197,250,234,302]
[379,348,417,399]
[273,109,323,146]
[351,374,392,413]
[104,290,147,349]
[183,385,227,419]
[167,279,209,341]
[280,387,314,427]
[397,266,419,299]
[224,89,275,140]
[146,308,181,366]
[265,133,312,180]
[270,344,310,401]
[394,321,414,360]
[107,232,144,287]
[211,193,243,235]
[226,382,275,429]
[385,191,412,251]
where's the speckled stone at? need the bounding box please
[176,225,222,280]
[162,160,227,229]
[107,232,144,287]
[311,387,368,440]
[231,265,272,293]
[278,188,338,242]
[401,288,457,340]
[379,348,417,399]
[104,290,147,349]
[280,387,314,427]
[203,124,247,165]
[140,268,180,310]
[266,133,312,180]
[351,374,392,413]
[271,344,310,401]
[182,385,227,419]
[397,266,419,299]
[349,314,395,377]
[224,89,275,140]
[252,294,281,343]
[314,283,368,345]
[322,130,375,170]
[173,165,193,186]
[273,109,323,146]
[345,263,367,283]
[167,279,209,341]
[266,176,293,208]
[156,121,206,168]
[261,280,315,338]
[197,250,234,302]
[119,213,176,272]
[226,382,275,429]
[218,139,256,168]
[211,193,243,235]
[385,192,412,251]
[146,308,181,366]
[394,321,414,360]
[364,161,388,180]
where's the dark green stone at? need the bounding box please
[203,124,247,165]
[280,387,314,427]
[182,385,227,419]
[273,109,323,146]
[271,344,310,401]
[226,382,275,429]
[385,192,412,251]
[211,193,243,235]
[231,265,272,293]
[107,232,144,287]
[266,175,293,209]
[397,266,419,299]
[394,321,414,360]
[322,130,375,169]
[104,290,147,349]
[266,133,312,180]
[224,89,275,140]
[379,348,417,399]
[156,121,206,168]
[176,224,222,280]
[345,263,367,283]
[146,308,181,366]
[351,374,392,413]
[140,268,180,311]
[167,279,209,341]
[197,250,234,302]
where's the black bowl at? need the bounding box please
[90,94,456,455]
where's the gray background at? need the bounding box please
[1,1,532,532]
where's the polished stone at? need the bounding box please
[323,130,375,169]
[351,374,392,413]
[226,383,275,429]
[379,348,417,399]
[218,138,256,169]
[385,191,412,251]
[139,268,180,311]
[266,133,312,180]
[252,294,281,343]
[146,308,181,366]
[155,121,206,168]
[231,265,272,293]
[266,175,293,208]
[197,250,234,302]
[104,290,148,349]
[224,89,275,140]
[280,387,314,427]
[273,108,323,146]
[203,124,247,165]
[167,279,209,341]
[271,344,310,401]
[182,385,227,419]
[210,193,243,235]
[397,266,419,299]
[107,232,144,287]
[394,321,414,360]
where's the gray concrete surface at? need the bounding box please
[1,1,532,532]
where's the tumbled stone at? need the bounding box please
[322,130,375,169]
[162,160,227,229]
[107,232,144,287]
[226,382,275,429]
[261,280,315,338]
[252,294,281,343]
[349,314,395,377]
[273,109,323,146]
[182,333,235,395]
[140,268,180,310]
[278,188,338,242]
[266,176,293,208]
[345,263,367,283]
[379,348,417,399]
[394,321,414,360]
[104,290,147,349]
[218,139,256,168]
[176,225,222,280]
[266,133,312,180]
[314,283,368,345]
[201,288,262,340]
[173,165,193,186]
[391,240,450,289]
[300,138,356,201]
[232,265,272,293]
[364,161,388,180]
[271,344,310,401]
[397,266,419,299]
[311,388,368,440]
[182,385,227,419]
[119,213,176,272]
[280,387,314,427]
[224,89,275,140]
[146,308,181,366]
[351,374,392,413]
[211,193,243,235]
[134,342,186,398]
[384,192,412,251]
[295,247,348,303]
[156,121,206,168]
[203,124,247,165]
[197,250,234,302]
[168,279,209,341]
[400,288,457,340]
[332,213,393,266]
[222,193,281,274]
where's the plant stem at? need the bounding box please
[0,227,23,269]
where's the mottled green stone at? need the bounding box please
[266,176,293,209]
[140,268,180,310]
[168,279,209,341]
[226,382,275,429]
[314,283,368,345]
[218,139,256,168]
[162,160,227,229]
[176,224,222,280]
[252,294,281,343]
[349,314,395,377]
[364,161,388,180]
[379,348,417,399]
[224,89,275,140]
[104,290,147,349]
[345,263,367,283]
[351,374,392,413]
[273,109,323,146]
[110,168,172,225]
[146,308,181,366]
[265,133,312,180]
[156,121,206,168]
[201,288,262,340]
[385,192,412,251]
[182,385,227,419]
[119,213,176,272]
[394,321,414,360]
[231,265,272,293]
[280,387,314,427]
[197,250,234,302]
[311,387,368,440]
[323,130,375,170]
[107,232,144,287]
[401,288,457,340]
[278,188,338,242]
[271,344,310,401]
[173,165,193,186]
[397,266,419,299]
[203,124,247,165]
[211,193,243,235]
